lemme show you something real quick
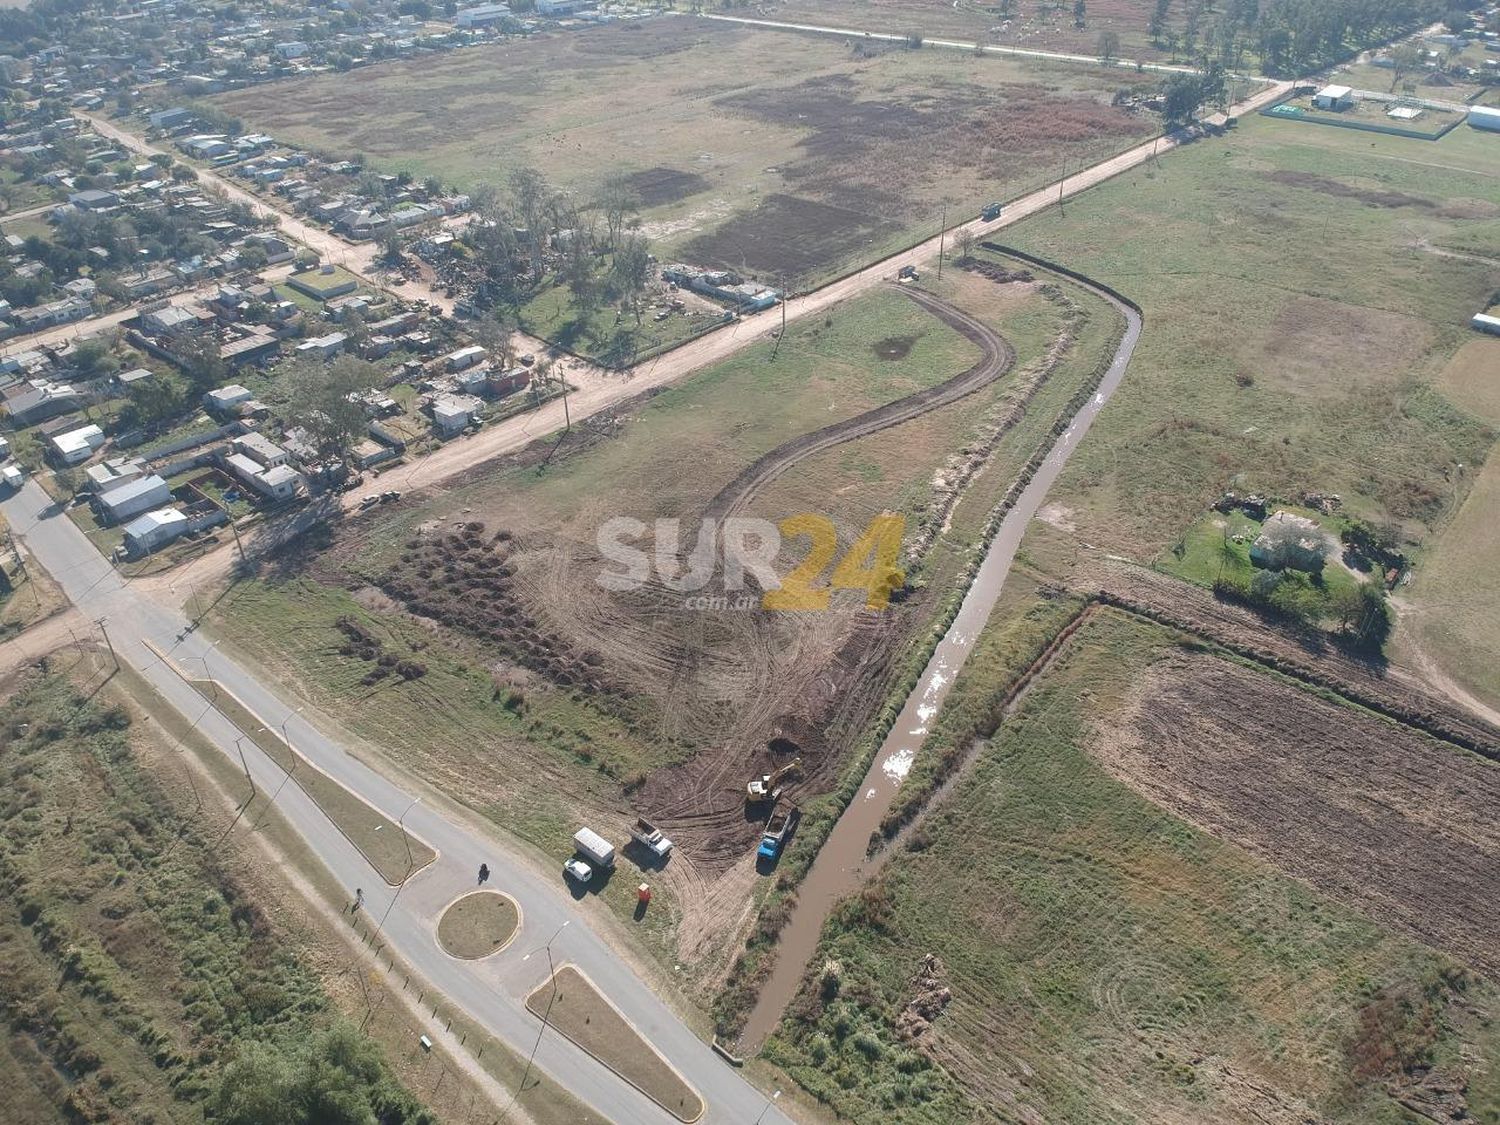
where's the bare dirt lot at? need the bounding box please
[1099,648,1500,980]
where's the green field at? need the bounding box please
[0,669,434,1124]
[212,19,1155,284]
[1000,113,1500,559]
[765,609,1500,1122]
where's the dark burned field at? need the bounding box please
[213,18,1154,281]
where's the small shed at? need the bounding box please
[1312,84,1355,111]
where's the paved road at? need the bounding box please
[0,480,792,1125]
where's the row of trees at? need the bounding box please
[1147,0,1487,76]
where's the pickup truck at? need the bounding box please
[628,816,673,859]
[757,805,800,862]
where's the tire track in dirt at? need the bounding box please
[703,284,1016,520]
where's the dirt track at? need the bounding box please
[704,285,1015,519]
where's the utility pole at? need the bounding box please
[95,617,119,671]
[936,204,947,280]
[1058,156,1067,212]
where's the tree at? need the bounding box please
[1389,42,1422,91]
[1148,0,1171,46]
[284,356,380,461]
[173,332,227,395]
[508,166,552,280]
[1098,28,1120,60]
[955,228,976,262]
[1073,0,1086,27]
[121,374,185,429]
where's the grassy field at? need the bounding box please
[437,891,520,959]
[0,667,436,1124]
[206,274,1118,995]
[526,965,704,1122]
[999,112,1500,559]
[212,19,1154,284]
[765,609,1500,1122]
[1398,333,1500,706]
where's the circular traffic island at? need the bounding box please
[437,891,520,960]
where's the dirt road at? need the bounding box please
[705,284,1015,519]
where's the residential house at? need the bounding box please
[5,380,83,425]
[48,423,105,465]
[445,345,486,372]
[122,506,189,555]
[296,331,347,360]
[203,383,254,416]
[430,392,482,436]
[1250,511,1328,573]
[94,473,173,524]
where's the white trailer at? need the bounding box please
[573,827,615,867]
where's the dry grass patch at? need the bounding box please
[437,891,520,960]
[1432,336,1500,426]
[526,965,703,1122]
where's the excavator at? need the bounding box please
[746,757,802,804]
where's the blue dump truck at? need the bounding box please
[757,804,800,862]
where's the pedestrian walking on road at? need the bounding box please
[478,863,489,884]
[352,887,364,914]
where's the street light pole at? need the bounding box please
[372,797,421,943]
[518,921,570,1095]
[755,1089,783,1124]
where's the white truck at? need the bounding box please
[1,464,24,493]
[628,816,673,860]
[564,826,616,884]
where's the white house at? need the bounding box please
[1312,85,1354,111]
[123,507,189,555]
[445,345,486,372]
[49,423,105,465]
[204,384,254,415]
[1472,312,1500,336]
[232,432,290,468]
[431,393,482,436]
